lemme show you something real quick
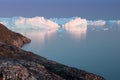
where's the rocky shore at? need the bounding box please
[0,23,105,80]
[0,23,31,48]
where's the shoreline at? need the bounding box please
[0,23,105,80]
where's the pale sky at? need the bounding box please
[0,0,120,19]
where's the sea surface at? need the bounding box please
[1,17,120,80]
[22,25,120,80]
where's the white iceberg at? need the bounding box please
[87,20,106,26]
[14,17,59,31]
[62,17,87,39]
[117,20,120,25]
[50,17,76,26]
[0,16,120,33]
[63,17,87,32]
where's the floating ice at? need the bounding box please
[63,18,87,32]
[50,17,76,27]
[62,17,87,39]
[0,17,59,32]
[103,28,109,31]
[117,20,120,25]
[0,17,120,33]
[14,17,59,31]
[104,20,120,26]
[87,20,106,26]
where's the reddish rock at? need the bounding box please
[0,23,30,48]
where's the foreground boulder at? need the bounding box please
[0,24,105,80]
[0,23,31,47]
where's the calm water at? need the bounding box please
[22,25,120,80]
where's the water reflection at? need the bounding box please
[23,30,56,49]
[66,26,87,40]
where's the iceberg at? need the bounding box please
[104,20,120,27]
[50,17,76,27]
[14,17,59,31]
[63,17,87,32]
[0,16,120,33]
[62,17,87,39]
[117,20,120,25]
[0,17,59,31]
[87,20,106,26]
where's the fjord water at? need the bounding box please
[1,17,119,80]
[22,25,120,80]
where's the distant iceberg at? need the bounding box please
[63,17,87,32]
[0,17,59,31]
[14,17,59,31]
[118,20,120,25]
[50,17,76,27]
[0,17,120,33]
[62,17,87,39]
[87,20,106,26]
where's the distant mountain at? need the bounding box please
[0,24,105,80]
[0,23,30,47]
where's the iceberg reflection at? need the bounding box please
[23,30,56,49]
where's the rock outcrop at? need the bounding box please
[0,24,105,80]
[0,42,105,80]
[0,23,31,47]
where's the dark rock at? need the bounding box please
[0,42,105,80]
[0,23,31,48]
